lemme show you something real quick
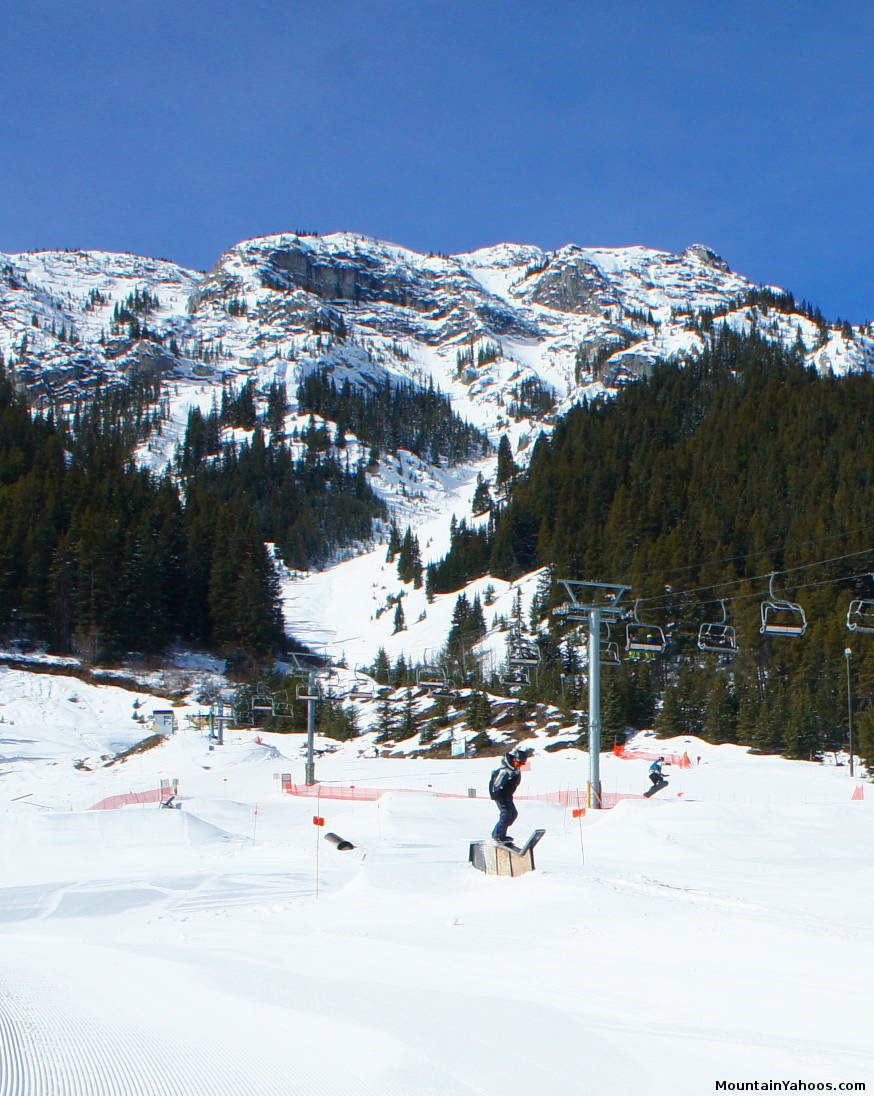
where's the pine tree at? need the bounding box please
[397,688,417,740]
[702,676,737,744]
[495,434,518,487]
[375,693,396,741]
[654,684,683,738]
[472,473,493,515]
[466,689,492,732]
[393,653,408,686]
[371,647,391,683]
[385,521,401,561]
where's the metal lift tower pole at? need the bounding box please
[305,671,317,786]
[588,606,602,808]
[553,580,630,809]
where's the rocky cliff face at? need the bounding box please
[1,233,872,443]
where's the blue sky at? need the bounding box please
[1,0,871,320]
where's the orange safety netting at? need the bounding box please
[90,782,174,811]
[280,779,478,801]
[280,780,651,808]
[613,745,694,768]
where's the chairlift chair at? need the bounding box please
[317,669,342,699]
[847,598,874,634]
[625,601,667,656]
[697,601,738,655]
[349,670,375,700]
[233,700,253,726]
[501,666,530,687]
[593,622,622,666]
[760,573,807,637]
[272,691,292,716]
[698,622,738,654]
[416,665,447,690]
[296,679,322,702]
[250,687,275,715]
[508,640,541,665]
[560,672,584,693]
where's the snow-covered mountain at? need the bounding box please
[4,232,874,670]
[3,232,872,428]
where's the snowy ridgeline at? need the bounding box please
[3,233,872,442]
[1,661,873,1095]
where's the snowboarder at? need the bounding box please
[489,748,532,846]
[644,757,669,797]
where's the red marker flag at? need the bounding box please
[313,815,325,826]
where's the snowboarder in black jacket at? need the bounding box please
[489,748,532,845]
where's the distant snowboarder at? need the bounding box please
[489,748,532,846]
[644,757,669,798]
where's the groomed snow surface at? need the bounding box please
[1,666,873,1094]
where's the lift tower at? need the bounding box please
[553,580,630,808]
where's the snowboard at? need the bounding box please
[494,828,546,855]
[643,778,669,798]
[324,831,356,851]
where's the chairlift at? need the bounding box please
[760,573,807,637]
[501,666,530,687]
[272,691,292,717]
[417,664,448,690]
[625,601,667,656]
[560,672,584,693]
[349,670,375,700]
[698,601,738,655]
[594,622,621,666]
[508,639,541,666]
[296,679,322,702]
[319,668,342,698]
[847,598,874,634]
[233,700,253,726]
[250,686,275,715]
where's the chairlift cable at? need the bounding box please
[618,568,874,628]
[634,547,874,609]
[631,521,874,586]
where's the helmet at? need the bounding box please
[507,747,532,765]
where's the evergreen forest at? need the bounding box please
[427,328,874,766]
[0,365,491,673]
[296,368,491,464]
[177,400,385,572]
[0,366,386,667]
[0,369,289,665]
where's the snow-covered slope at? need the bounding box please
[1,665,872,1095]
[4,231,874,669]
[4,233,873,420]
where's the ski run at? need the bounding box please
[1,660,872,1096]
